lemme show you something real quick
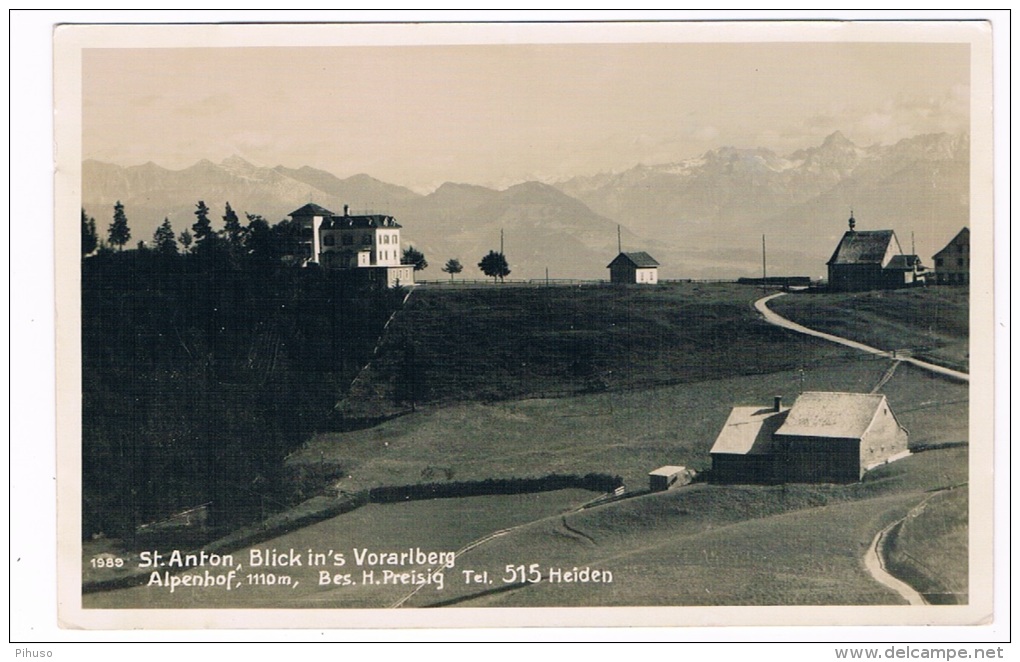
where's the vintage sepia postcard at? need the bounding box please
[52,19,996,631]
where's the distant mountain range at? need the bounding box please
[82,132,969,279]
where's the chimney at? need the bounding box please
[773,395,783,412]
[343,204,349,217]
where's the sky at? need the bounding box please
[82,40,970,192]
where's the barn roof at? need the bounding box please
[607,251,660,269]
[710,406,789,456]
[826,230,900,266]
[774,392,887,440]
[289,203,335,217]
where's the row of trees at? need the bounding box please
[82,200,279,259]
[84,202,513,282]
[398,251,510,283]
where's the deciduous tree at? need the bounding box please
[478,250,510,283]
[244,213,274,265]
[402,246,428,271]
[442,258,463,281]
[178,228,193,254]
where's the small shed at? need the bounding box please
[648,465,691,492]
[608,251,660,284]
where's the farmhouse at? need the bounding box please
[932,227,970,285]
[607,251,660,284]
[826,213,925,291]
[289,203,415,288]
[710,392,909,484]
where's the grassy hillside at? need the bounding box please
[769,287,969,371]
[298,360,902,494]
[83,489,594,609]
[338,283,860,421]
[885,487,968,604]
[404,447,967,607]
[84,448,967,608]
[83,281,970,609]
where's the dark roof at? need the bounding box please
[321,214,401,229]
[607,251,660,269]
[289,203,335,217]
[933,227,970,259]
[885,254,922,271]
[826,230,900,266]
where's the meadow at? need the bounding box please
[769,287,969,371]
[85,282,971,608]
[85,448,967,608]
[336,283,856,421]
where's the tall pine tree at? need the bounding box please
[81,208,98,256]
[192,200,213,241]
[222,202,244,248]
[108,201,131,251]
[154,217,178,255]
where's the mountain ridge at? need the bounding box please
[81,131,969,279]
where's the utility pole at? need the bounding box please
[762,234,767,296]
[500,228,504,255]
[617,225,622,254]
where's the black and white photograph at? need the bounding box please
[42,18,998,633]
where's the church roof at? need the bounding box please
[826,230,900,266]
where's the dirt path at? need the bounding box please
[755,292,969,382]
[863,496,941,605]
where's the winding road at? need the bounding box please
[864,511,927,605]
[754,292,969,382]
[756,291,968,604]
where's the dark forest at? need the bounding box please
[81,239,406,539]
